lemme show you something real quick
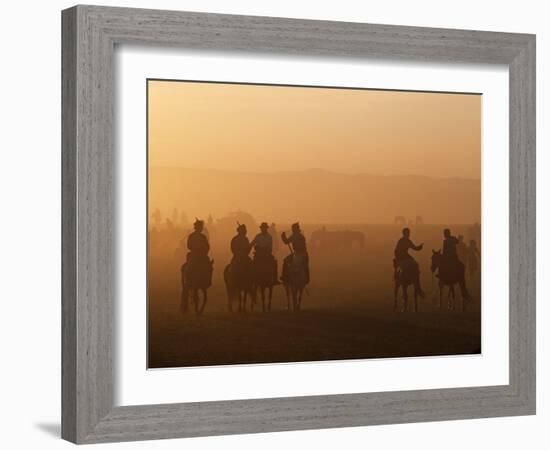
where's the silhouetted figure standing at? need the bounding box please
[251,222,279,285]
[281,222,310,284]
[393,227,425,299]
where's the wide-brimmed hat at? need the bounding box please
[260,222,269,230]
[193,218,204,228]
[236,223,247,232]
[291,222,300,230]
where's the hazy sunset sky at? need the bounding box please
[148,80,481,179]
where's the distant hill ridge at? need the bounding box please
[149,166,481,225]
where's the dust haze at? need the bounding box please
[147,80,482,368]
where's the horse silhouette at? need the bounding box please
[252,253,277,312]
[224,258,255,313]
[394,215,407,225]
[393,258,422,312]
[180,258,213,315]
[430,250,470,311]
[283,254,307,311]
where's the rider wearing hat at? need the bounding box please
[281,222,310,284]
[187,218,210,261]
[230,223,252,262]
[251,222,279,285]
[185,218,212,288]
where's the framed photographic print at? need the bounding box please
[62,5,536,444]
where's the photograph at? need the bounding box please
[147,80,483,369]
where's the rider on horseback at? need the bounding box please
[187,218,210,260]
[394,227,424,296]
[251,222,279,285]
[281,222,310,284]
[231,223,252,261]
[228,223,254,302]
[441,228,465,278]
[184,218,213,291]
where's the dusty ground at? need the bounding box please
[148,304,481,368]
[148,224,481,368]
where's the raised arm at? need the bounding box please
[281,232,292,245]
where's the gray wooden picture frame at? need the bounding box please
[61,4,536,444]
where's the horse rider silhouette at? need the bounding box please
[281,222,310,284]
[431,228,470,309]
[441,228,465,276]
[186,218,211,283]
[227,223,255,311]
[251,222,279,285]
[181,218,213,314]
[231,223,252,262]
[393,227,425,297]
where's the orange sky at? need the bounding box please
[148,80,481,179]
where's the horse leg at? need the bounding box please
[285,284,290,311]
[438,282,443,308]
[180,285,189,314]
[394,281,399,312]
[268,286,273,311]
[448,286,455,310]
[413,284,418,312]
[261,287,266,313]
[193,289,199,314]
[199,289,207,315]
[251,286,257,311]
[402,285,408,312]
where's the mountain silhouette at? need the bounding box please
[149,167,480,225]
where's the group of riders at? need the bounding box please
[181,218,478,314]
[393,227,478,312]
[182,219,310,313]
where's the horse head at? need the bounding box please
[431,249,442,273]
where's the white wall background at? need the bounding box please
[0,1,546,448]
